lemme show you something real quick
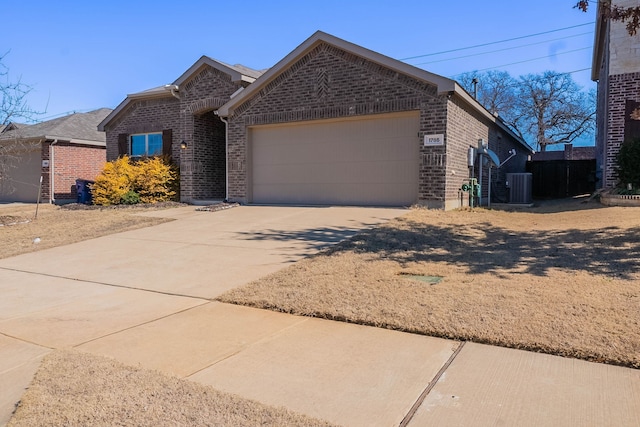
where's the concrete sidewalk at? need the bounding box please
[1,205,639,426]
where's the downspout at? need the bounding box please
[49,139,58,204]
[216,113,229,202]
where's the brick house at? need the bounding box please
[592,0,640,189]
[101,31,531,209]
[98,57,263,201]
[0,109,110,203]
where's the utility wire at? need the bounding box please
[450,46,593,76]
[412,32,592,66]
[452,68,593,92]
[399,22,594,61]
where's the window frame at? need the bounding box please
[130,132,163,157]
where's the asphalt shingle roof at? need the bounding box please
[0,108,112,143]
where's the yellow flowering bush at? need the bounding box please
[91,156,178,205]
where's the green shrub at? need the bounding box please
[616,137,640,189]
[120,190,140,205]
[91,156,178,205]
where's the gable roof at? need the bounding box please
[218,31,454,117]
[0,108,112,146]
[217,31,529,151]
[98,56,264,131]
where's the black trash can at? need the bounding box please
[75,179,95,204]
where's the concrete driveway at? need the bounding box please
[1,205,640,426]
[0,205,416,425]
[0,205,404,300]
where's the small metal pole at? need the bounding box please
[34,175,43,220]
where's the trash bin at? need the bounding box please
[75,179,95,204]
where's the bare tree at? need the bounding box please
[0,53,39,126]
[576,1,640,35]
[513,71,595,152]
[458,70,595,151]
[458,70,519,117]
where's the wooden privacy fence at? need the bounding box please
[526,159,597,199]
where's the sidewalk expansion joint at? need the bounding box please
[0,331,54,351]
[185,316,310,379]
[399,341,466,427]
[73,301,211,348]
[0,266,211,302]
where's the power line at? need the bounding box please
[399,22,594,61]
[450,46,593,76]
[411,32,592,66]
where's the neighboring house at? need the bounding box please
[0,109,111,203]
[101,31,531,209]
[592,0,640,189]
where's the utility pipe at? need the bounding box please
[215,111,230,202]
[49,139,58,204]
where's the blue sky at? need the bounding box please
[3,0,596,132]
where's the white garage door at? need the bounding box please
[0,147,41,203]
[250,111,420,206]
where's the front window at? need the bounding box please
[131,133,162,157]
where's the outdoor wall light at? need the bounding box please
[180,141,188,149]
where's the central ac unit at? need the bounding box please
[506,173,533,204]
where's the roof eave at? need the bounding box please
[46,136,106,146]
[98,90,174,131]
[591,4,607,81]
[173,56,255,86]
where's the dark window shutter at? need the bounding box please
[118,134,129,157]
[162,129,173,157]
[624,100,640,142]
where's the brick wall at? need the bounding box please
[445,97,526,207]
[604,72,640,187]
[104,64,243,201]
[226,42,526,208]
[104,96,180,161]
[39,141,106,202]
[179,65,241,201]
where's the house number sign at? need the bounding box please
[424,134,444,146]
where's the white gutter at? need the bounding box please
[165,85,180,99]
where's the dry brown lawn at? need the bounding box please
[0,203,173,259]
[9,350,337,427]
[219,199,640,369]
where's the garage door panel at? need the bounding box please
[251,112,420,206]
[253,182,415,206]
[254,160,417,185]
[0,149,41,203]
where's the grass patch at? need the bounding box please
[8,350,337,427]
[219,200,640,369]
[0,204,177,259]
